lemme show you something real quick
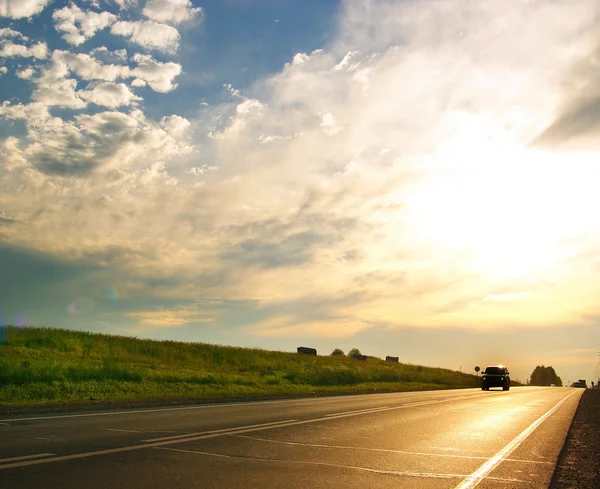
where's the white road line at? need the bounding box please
[154,446,470,480]
[324,406,391,416]
[454,389,581,489]
[0,390,487,423]
[229,434,554,464]
[154,446,527,484]
[0,392,494,470]
[142,419,298,442]
[0,453,55,464]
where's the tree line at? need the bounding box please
[529,365,562,386]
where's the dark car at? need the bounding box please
[481,365,510,391]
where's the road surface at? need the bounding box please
[0,387,583,488]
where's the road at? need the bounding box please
[0,387,583,489]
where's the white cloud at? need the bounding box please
[0,107,194,176]
[111,20,180,54]
[131,78,146,87]
[483,293,531,303]
[0,101,52,127]
[0,42,48,59]
[319,112,342,136]
[160,114,189,139]
[31,54,86,109]
[143,0,202,25]
[0,27,28,41]
[52,50,130,81]
[16,66,35,79]
[79,82,142,108]
[90,46,128,63]
[0,0,50,19]
[131,53,181,92]
[53,5,117,46]
[114,0,137,10]
[0,66,7,76]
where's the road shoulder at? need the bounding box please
[551,388,600,489]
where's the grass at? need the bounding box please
[0,325,480,406]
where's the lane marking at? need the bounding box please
[0,390,535,471]
[230,434,554,464]
[0,389,491,423]
[142,419,298,442]
[454,389,581,489]
[154,446,470,480]
[0,453,55,464]
[106,429,180,434]
[154,446,527,483]
[324,405,391,416]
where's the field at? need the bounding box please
[0,326,479,406]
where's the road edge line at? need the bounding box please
[454,389,581,489]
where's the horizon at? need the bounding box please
[1,0,600,386]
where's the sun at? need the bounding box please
[406,144,600,279]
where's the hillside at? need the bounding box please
[0,326,479,406]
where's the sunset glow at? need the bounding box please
[2,0,600,384]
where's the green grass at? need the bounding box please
[0,326,479,405]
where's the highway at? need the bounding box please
[0,387,583,488]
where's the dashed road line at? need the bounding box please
[0,453,56,464]
[324,406,391,416]
[0,392,493,470]
[154,446,527,484]
[142,419,298,443]
[229,434,554,464]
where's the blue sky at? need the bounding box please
[1,0,600,385]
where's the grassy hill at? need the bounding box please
[0,326,479,406]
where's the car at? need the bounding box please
[570,381,587,388]
[550,384,556,387]
[481,365,510,391]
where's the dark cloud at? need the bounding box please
[532,95,600,149]
[0,216,20,225]
[219,231,319,269]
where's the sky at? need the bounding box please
[1,0,599,386]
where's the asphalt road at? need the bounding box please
[0,387,583,489]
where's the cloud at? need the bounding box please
[110,20,180,54]
[0,27,28,41]
[130,53,181,92]
[0,0,50,19]
[16,66,35,79]
[90,46,128,63]
[52,4,117,46]
[113,0,137,10]
[248,316,370,338]
[142,0,202,25]
[0,41,48,59]
[127,305,214,327]
[24,51,179,109]
[51,50,130,81]
[79,82,142,108]
[483,292,531,303]
[0,66,6,76]
[0,106,193,175]
[3,0,600,340]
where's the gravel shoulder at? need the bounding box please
[551,388,600,489]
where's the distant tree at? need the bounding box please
[348,348,363,359]
[330,348,345,357]
[529,365,562,386]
